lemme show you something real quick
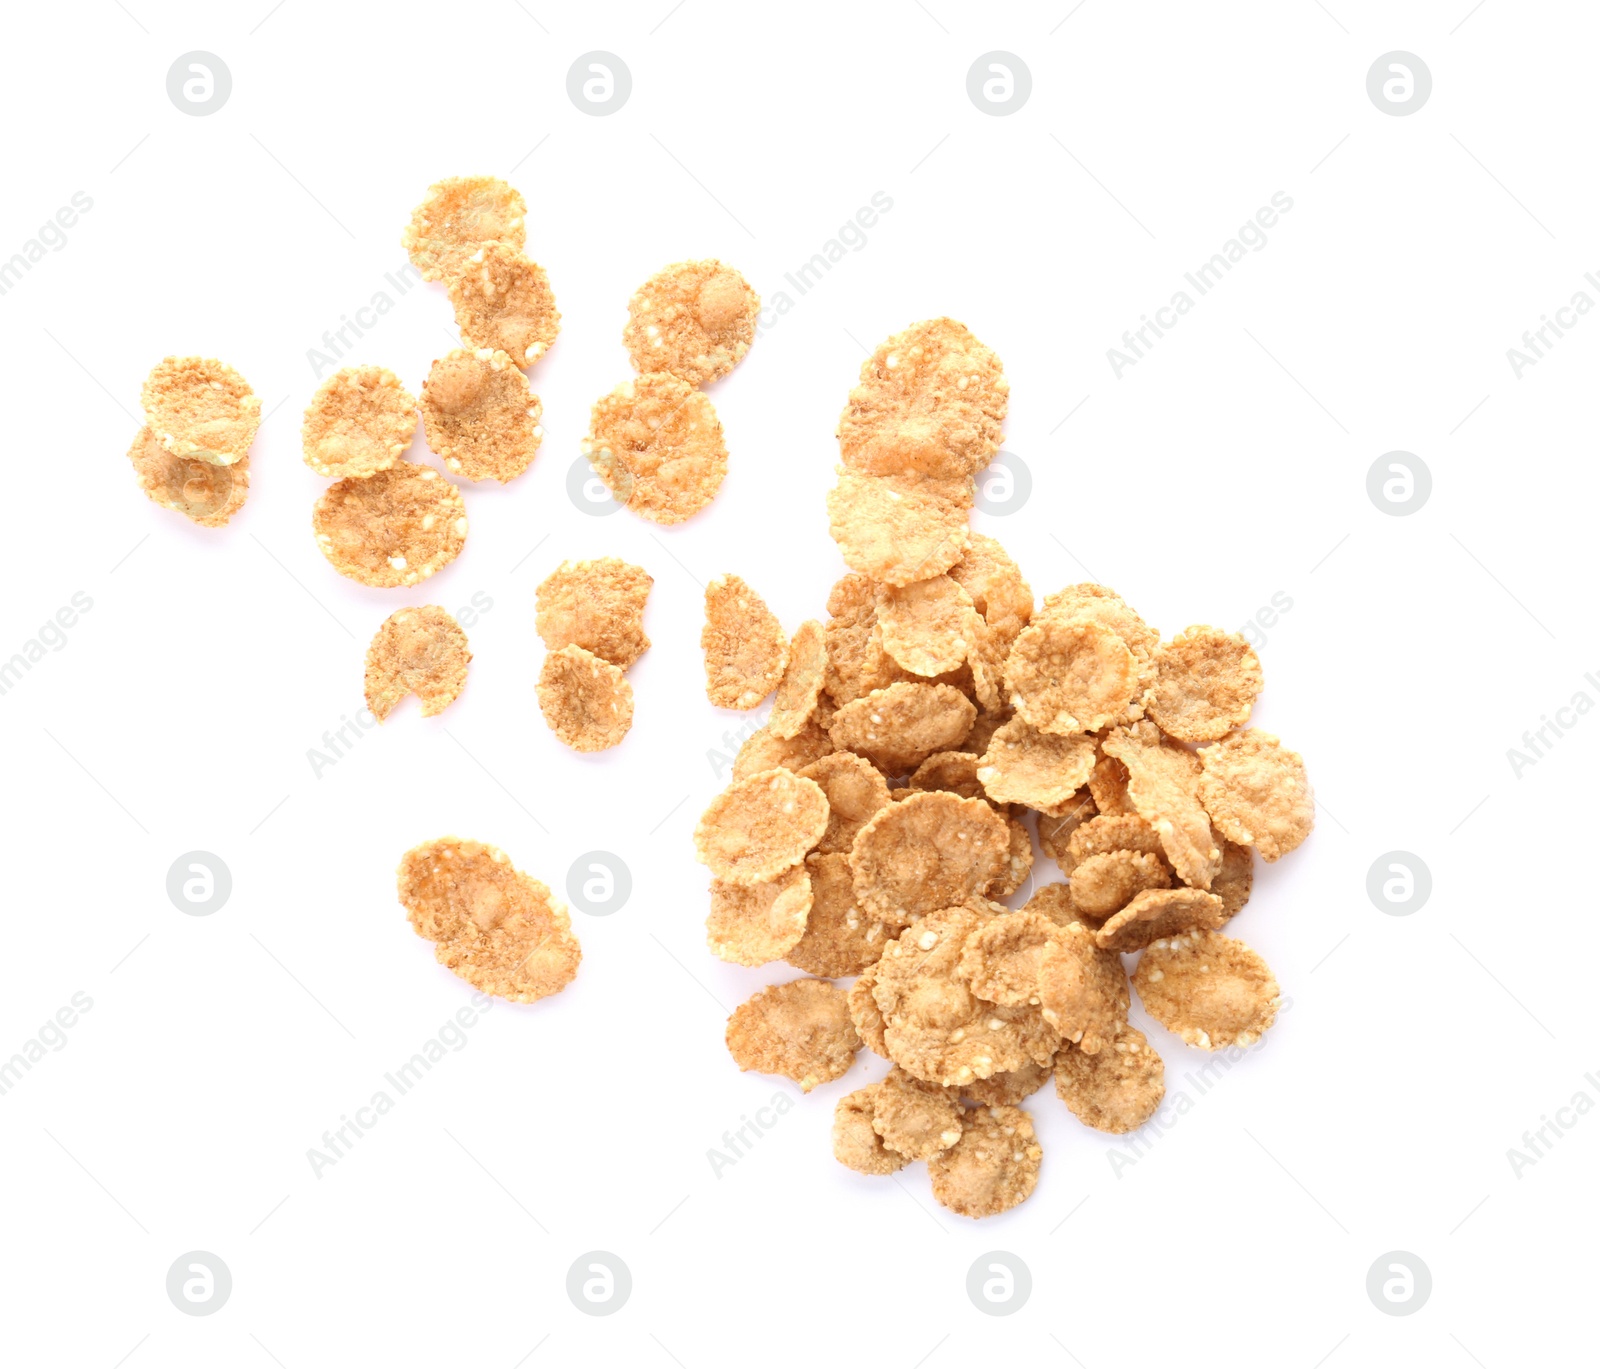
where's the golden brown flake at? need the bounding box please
[364,606,471,721]
[848,792,1009,926]
[836,318,1008,481]
[770,619,827,739]
[583,372,727,524]
[958,910,1058,1007]
[732,716,834,780]
[1039,583,1159,668]
[1054,1025,1165,1133]
[1103,721,1220,889]
[312,462,467,588]
[1087,740,1137,816]
[871,1066,965,1160]
[825,470,972,587]
[833,1085,910,1175]
[1035,790,1098,865]
[822,572,915,706]
[876,575,978,677]
[1198,729,1315,862]
[401,174,526,282]
[961,1059,1053,1107]
[706,865,813,966]
[397,837,580,1002]
[447,241,560,367]
[1059,813,1164,874]
[927,1103,1041,1219]
[702,574,789,710]
[623,259,759,386]
[1213,837,1254,919]
[950,534,1033,646]
[796,753,890,855]
[1069,849,1171,922]
[127,427,249,527]
[1132,929,1280,1049]
[828,682,975,774]
[694,767,829,886]
[1037,922,1129,1054]
[848,961,889,1057]
[1145,625,1262,743]
[1095,887,1226,953]
[725,978,859,1092]
[1005,615,1139,736]
[908,750,985,801]
[141,355,260,466]
[976,714,1096,811]
[534,558,653,669]
[420,348,543,483]
[785,852,887,978]
[537,645,634,752]
[301,366,418,479]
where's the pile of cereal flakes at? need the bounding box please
[693,318,1314,1219]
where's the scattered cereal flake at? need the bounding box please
[1054,1025,1165,1134]
[785,852,887,978]
[447,241,560,368]
[694,767,829,886]
[1038,583,1159,669]
[1103,721,1220,890]
[958,910,1059,1007]
[725,978,859,1091]
[828,681,975,774]
[312,462,467,588]
[127,427,249,527]
[1005,616,1138,736]
[950,534,1033,647]
[961,1059,1053,1107]
[1094,886,1226,953]
[873,908,1060,1086]
[837,319,1008,481]
[909,750,985,801]
[927,1103,1041,1219]
[364,606,471,721]
[876,574,979,677]
[1035,790,1098,866]
[141,356,260,466]
[535,557,653,669]
[702,574,789,710]
[871,1066,965,1160]
[707,864,813,966]
[825,470,972,587]
[401,175,526,282]
[1037,922,1129,1054]
[848,791,1009,927]
[1145,625,1263,743]
[420,348,542,483]
[1213,837,1254,919]
[833,1085,910,1174]
[962,617,1007,713]
[848,961,889,1057]
[1198,729,1315,862]
[988,813,1034,900]
[1059,813,1164,874]
[583,372,728,524]
[770,619,827,739]
[301,365,418,479]
[976,714,1096,811]
[822,573,915,706]
[397,837,580,1002]
[1087,738,1137,815]
[623,259,760,386]
[537,644,634,751]
[732,716,834,780]
[1069,850,1172,924]
[1132,929,1280,1050]
[797,753,890,855]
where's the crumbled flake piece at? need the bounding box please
[1069,850,1172,923]
[694,767,829,886]
[1005,616,1139,736]
[976,714,1096,811]
[623,259,759,386]
[836,318,1008,481]
[128,427,249,526]
[401,174,526,282]
[1145,625,1263,743]
[141,355,261,466]
[822,572,914,707]
[927,1104,1041,1219]
[797,753,890,855]
[301,365,418,479]
[833,1085,910,1174]
[535,558,653,669]
[785,852,887,978]
[958,910,1058,1007]
[871,1066,965,1160]
[1198,729,1315,862]
[702,574,789,709]
[537,645,634,751]
[1132,930,1281,1050]
[825,470,972,587]
[364,606,471,721]
[447,241,560,368]
[583,372,728,524]
[312,462,467,588]
[1094,886,1226,953]
[732,716,834,781]
[987,813,1034,900]
[1054,1025,1165,1133]
[828,682,975,774]
[848,791,1009,927]
[876,574,978,677]
[908,750,985,801]
[848,961,889,1057]
[706,865,813,966]
[1213,837,1254,918]
[1035,790,1098,865]
[1037,922,1129,1055]
[1021,882,1084,930]
[725,978,859,1092]
[397,837,580,1002]
[770,619,827,738]
[420,348,542,483]
[1103,721,1220,889]
[1087,739,1137,815]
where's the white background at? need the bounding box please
[1,1,1594,1364]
